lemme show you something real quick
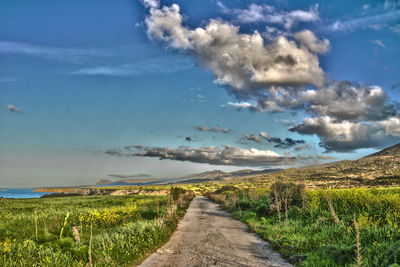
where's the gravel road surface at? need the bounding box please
[138,196,292,267]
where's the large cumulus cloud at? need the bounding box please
[145,4,327,89]
[290,82,400,152]
[143,2,400,153]
[301,81,398,121]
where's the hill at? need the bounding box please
[93,169,283,186]
[364,143,400,157]
[236,143,400,188]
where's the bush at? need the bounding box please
[320,244,355,265]
[170,187,185,201]
[213,186,237,194]
[255,203,270,217]
[241,211,257,222]
[237,199,252,210]
[269,182,305,208]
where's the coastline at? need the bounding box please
[0,188,48,199]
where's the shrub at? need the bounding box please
[237,199,252,210]
[320,244,355,265]
[170,187,185,202]
[255,203,270,217]
[269,182,305,208]
[213,186,237,194]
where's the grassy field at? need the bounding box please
[208,185,400,266]
[0,188,194,266]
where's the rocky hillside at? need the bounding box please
[236,143,400,188]
[364,143,400,157]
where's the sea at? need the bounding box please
[0,188,48,199]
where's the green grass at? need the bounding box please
[0,191,194,266]
[208,187,400,266]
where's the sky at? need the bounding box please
[0,0,399,187]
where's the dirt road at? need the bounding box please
[138,196,292,267]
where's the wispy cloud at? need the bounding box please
[294,144,312,151]
[71,57,193,76]
[371,40,386,48]
[226,102,257,111]
[241,134,262,143]
[324,9,400,33]
[218,2,320,30]
[239,131,307,149]
[0,78,18,82]
[5,105,23,113]
[391,24,400,35]
[0,41,109,64]
[266,137,306,149]
[190,94,206,103]
[196,125,231,133]
[384,0,400,10]
[0,41,193,76]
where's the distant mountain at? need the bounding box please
[95,178,160,187]
[95,179,112,186]
[176,170,227,180]
[108,173,153,179]
[237,143,400,188]
[94,168,283,186]
[165,168,283,184]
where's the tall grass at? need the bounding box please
[0,189,194,266]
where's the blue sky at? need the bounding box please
[1,0,399,187]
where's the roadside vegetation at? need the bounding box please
[0,188,194,266]
[208,184,400,266]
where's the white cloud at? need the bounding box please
[384,0,400,10]
[220,3,320,30]
[0,41,108,64]
[371,39,386,48]
[142,0,159,9]
[227,102,255,109]
[290,116,400,152]
[5,105,23,113]
[72,57,193,76]
[190,94,206,103]
[378,117,400,136]
[288,81,400,152]
[325,9,400,33]
[295,30,330,54]
[391,24,400,35]
[262,26,288,40]
[260,132,270,139]
[145,3,326,90]
[130,145,295,167]
[0,78,17,82]
[362,4,371,11]
[301,81,395,121]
